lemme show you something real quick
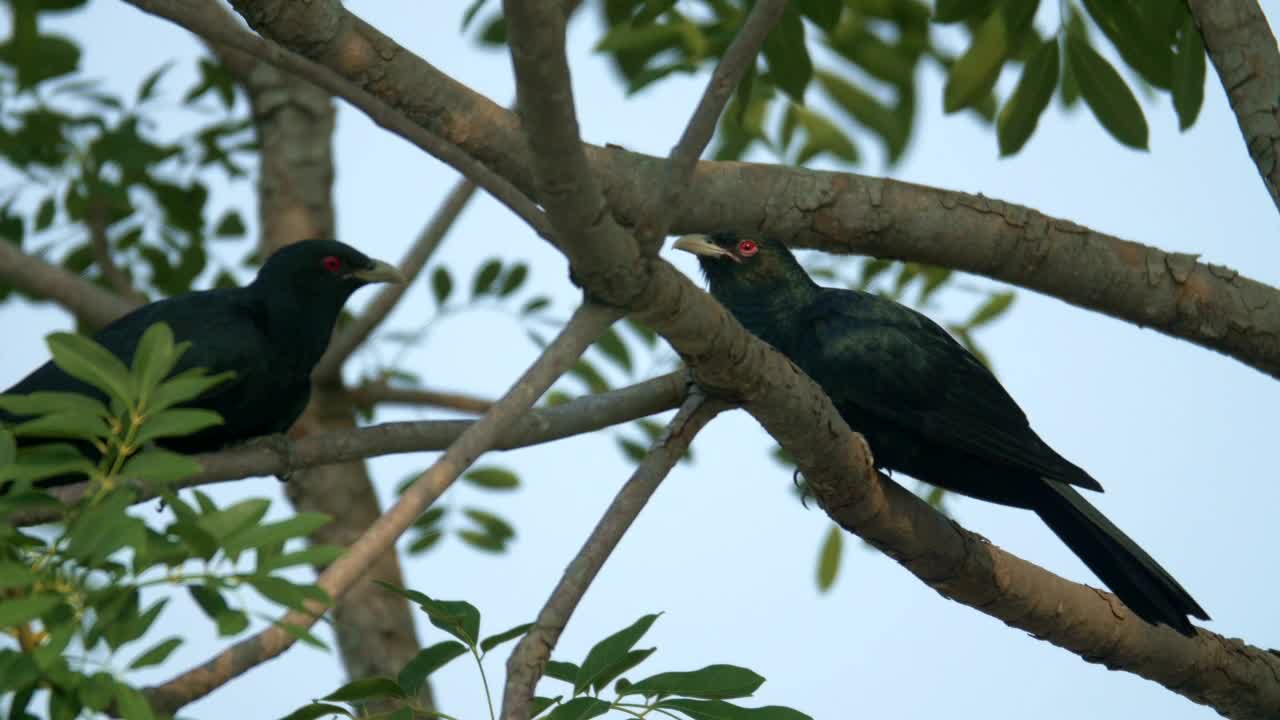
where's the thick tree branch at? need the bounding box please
[143,303,619,714]
[501,392,726,720]
[15,372,685,527]
[0,242,138,328]
[146,0,1280,379]
[315,177,479,382]
[1186,0,1280,215]
[123,0,552,243]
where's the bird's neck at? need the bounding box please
[711,276,820,349]
[251,284,348,375]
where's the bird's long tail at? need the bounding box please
[1032,481,1208,636]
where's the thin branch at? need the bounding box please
[501,391,726,720]
[1185,0,1280,216]
[636,0,788,248]
[0,242,138,329]
[315,177,479,381]
[142,303,620,714]
[123,0,553,243]
[14,371,684,527]
[88,199,142,302]
[348,382,493,414]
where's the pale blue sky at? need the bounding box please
[2,2,1279,718]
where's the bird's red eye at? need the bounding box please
[737,239,758,257]
[322,255,342,273]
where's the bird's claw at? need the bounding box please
[237,434,297,483]
[792,468,814,509]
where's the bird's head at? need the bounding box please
[673,232,813,301]
[254,239,406,300]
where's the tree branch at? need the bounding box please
[123,0,553,243]
[88,200,142,302]
[142,303,619,714]
[143,0,1280,379]
[0,243,138,329]
[636,0,787,247]
[501,392,726,720]
[348,382,493,414]
[315,177,479,382]
[1186,0,1280,215]
[15,371,685,527]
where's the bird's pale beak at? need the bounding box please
[351,259,407,285]
[673,234,737,262]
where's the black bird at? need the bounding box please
[2,239,404,485]
[675,232,1207,635]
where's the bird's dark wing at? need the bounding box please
[797,290,1100,490]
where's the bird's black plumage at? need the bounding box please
[2,239,404,485]
[676,231,1208,635]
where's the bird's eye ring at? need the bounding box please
[322,255,343,273]
[737,239,759,257]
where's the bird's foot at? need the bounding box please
[792,469,814,509]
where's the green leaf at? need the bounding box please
[795,0,841,29]
[522,296,551,315]
[322,677,406,702]
[128,636,182,669]
[34,196,56,231]
[0,562,37,589]
[131,323,179,402]
[544,697,611,720]
[472,259,503,296]
[376,582,482,646]
[248,576,330,612]
[531,696,561,718]
[499,263,529,296]
[273,619,330,650]
[150,369,235,412]
[545,660,580,684]
[1171,13,1205,131]
[11,411,111,440]
[215,209,247,238]
[790,106,858,165]
[258,545,345,572]
[278,703,355,720]
[624,664,765,700]
[594,327,633,373]
[1081,0,1171,88]
[568,359,610,394]
[8,442,94,484]
[997,38,1059,155]
[816,525,842,592]
[1066,34,1148,149]
[137,61,174,103]
[656,698,812,720]
[0,391,110,421]
[589,647,655,694]
[480,621,533,653]
[458,529,505,553]
[762,8,811,102]
[113,683,155,720]
[134,408,223,444]
[431,266,454,304]
[199,498,271,541]
[225,512,331,556]
[968,291,1016,327]
[943,11,1008,113]
[398,640,467,696]
[120,449,201,484]
[0,594,61,627]
[463,466,519,490]
[78,672,115,712]
[934,0,995,23]
[46,332,135,405]
[575,613,660,694]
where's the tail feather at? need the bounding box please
[1033,481,1208,636]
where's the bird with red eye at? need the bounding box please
[322,255,343,273]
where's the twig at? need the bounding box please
[14,371,684,527]
[348,383,493,414]
[635,0,788,248]
[123,0,553,243]
[501,392,726,720]
[1185,0,1280,216]
[0,242,139,329]
[315,177,479,381]
[142,303,620,714]
[87,199,142,302]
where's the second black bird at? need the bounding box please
[675,231,1207,636]
[1,239,405,485]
